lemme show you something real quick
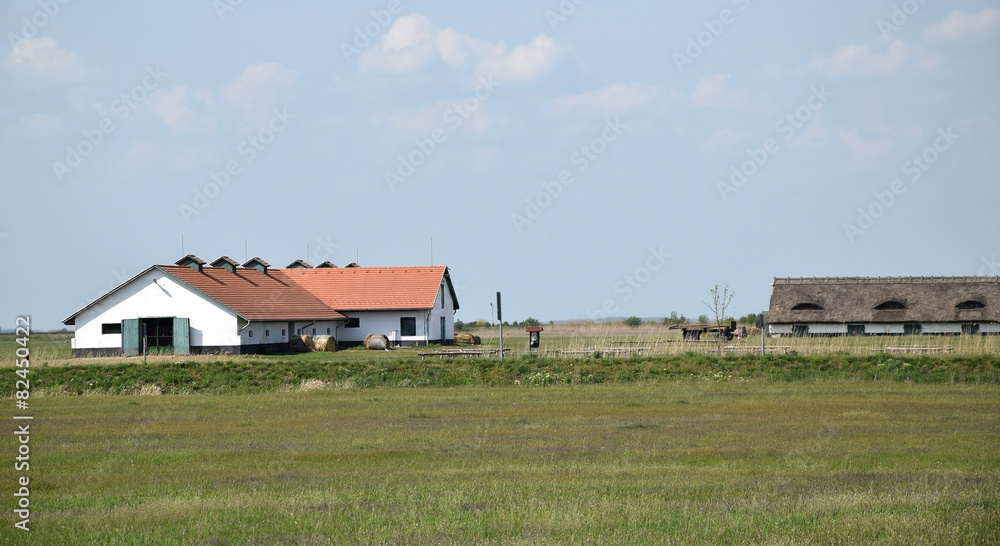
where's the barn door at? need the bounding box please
[173,317,190,355]
[122,318,140,357]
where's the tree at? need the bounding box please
[697,314,709,324]
[522,317,540,327]
[455,319,465,331]
[738,313,759,326]
[704,284,735,346]
[623,316,642,327]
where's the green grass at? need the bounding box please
[2,383,998,544]
[5,352,998,397]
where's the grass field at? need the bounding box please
[2,331,999,543]
[2,382,998,544]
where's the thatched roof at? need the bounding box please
[768,277,1000,324]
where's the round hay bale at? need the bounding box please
[364,333,389,350]
[454,332,481,345]
[313,335,337,352]
[289,335,312,353]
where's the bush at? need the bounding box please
[523,317,540,327]
[623,316,642,327]
[454,319,465,331]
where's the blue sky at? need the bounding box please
[2,1,999,330]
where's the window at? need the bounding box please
[792,325,809,338]
[248,330,253,338]
[962,324,980,335]
[265,329,270,337]
[957,301,986,310]
[440,285,445,309]
[102,323,122,335]
[875,301,906,310]
[847,324,865,336]
[903,324,922,335]
[281,329,286,336]
[791,303,823,311]
[345,318,360,328]
[296,329,301,335]
[400,317,416,336]
[327,327,331,335]
[312,328,316,335]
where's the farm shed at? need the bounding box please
[768,277,1000,337]
[63,255,460,357]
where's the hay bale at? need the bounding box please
[364,333,389,350]
[290,334,315,353]
[454,332,481,345]
[313,335,337,352]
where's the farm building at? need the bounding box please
[768,277,1000,337]
[62,255,460,357]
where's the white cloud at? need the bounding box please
[838,123,922,160]
[0,37,86,84]
[5,113,63,139]
[361,14,440,74]
[704,126,752,152]
[808,40,942,77]
[552,82,659,118]
[148,86,215,133]
[360,14,563,85]
[434,27,504,69]
[221,63,299,113]
[689,74,768,113]
[194,88,216,107]
[474,34,563,84]
[838,130,895,161]
[925,8,1000,43]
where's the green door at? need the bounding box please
[122,318,140,357]
[173,317,190,355]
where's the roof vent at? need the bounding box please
[210,256,239,273]
[344,262,360,268]
[242,257,271,274]
[175,254,206,273]
[286,259,313,269]
[316,261,338,268]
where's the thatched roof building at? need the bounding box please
[768,277,1000,336]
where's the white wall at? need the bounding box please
[771,322,1000,336]
[333,279,457,344]
[72,268,239,350]
[336,310,428,343]
[240,320,343,345]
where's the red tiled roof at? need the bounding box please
[283,266,449,311]
[160,265,453,320]
[161,266,346,321]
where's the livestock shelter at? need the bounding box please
[63,255,460,357]
[768,277,1000,337]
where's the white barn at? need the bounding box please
[63,255,460,357]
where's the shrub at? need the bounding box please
[623,316,642,327]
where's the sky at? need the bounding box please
[2,0,999,331]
